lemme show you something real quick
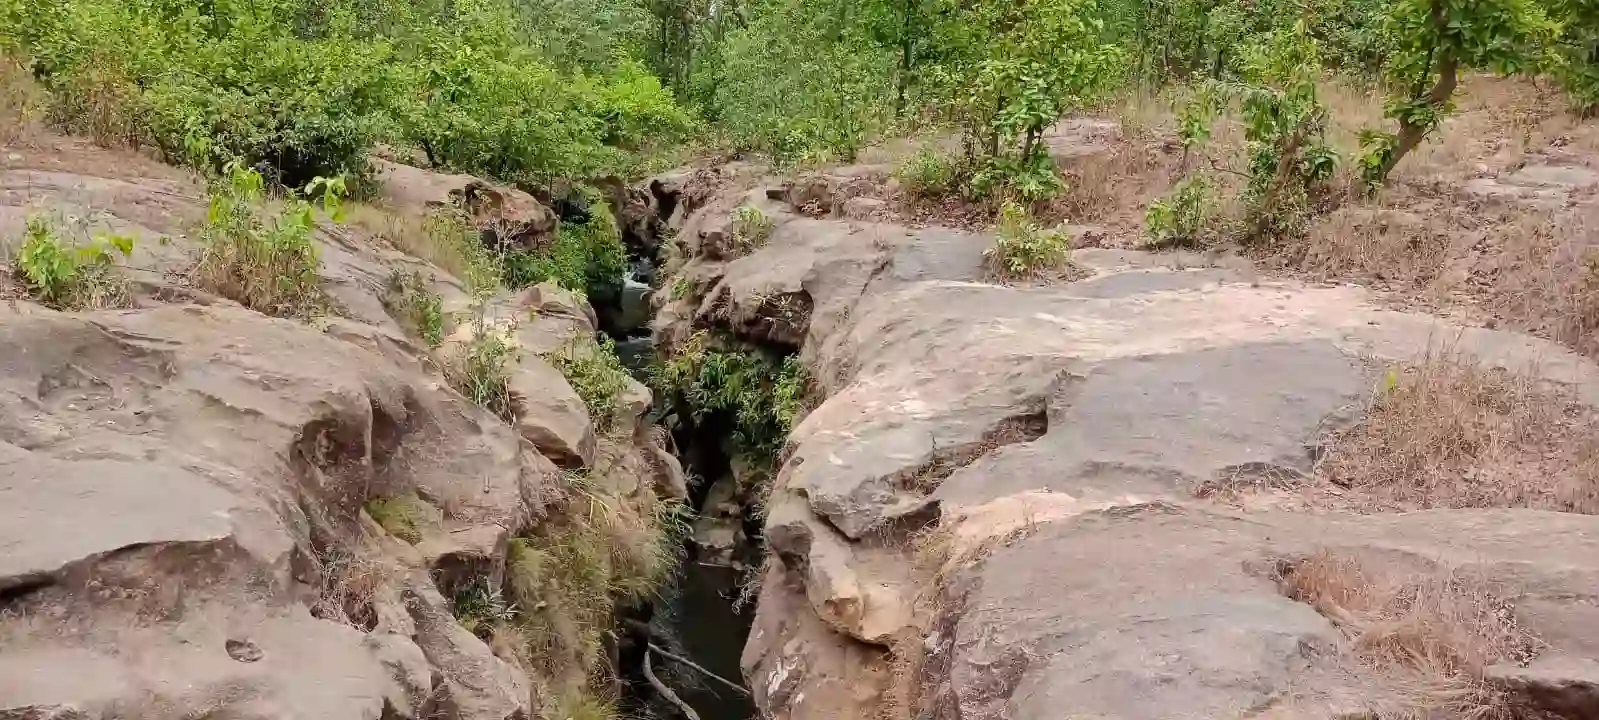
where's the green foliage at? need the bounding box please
[453,579,519,637]
[669,275,692,301]
[650,330,806,465]
[984,201,1073,280]
[712,0,896,163]
[1144,174,1214,248]
[11,215,134,310]
[502,189,627,306]
[1357,0,1556,185]
[1234,22,1338,243]
[8,0,695,187]
[1546,0,1599,114]
[365,492,431,545]
[385,270,445,346]
[730,205,775,256]
[926,0,1124,197]
[895,148,960,199]
[196,164,337,319]
[444,326,519,422]
[546,337,633,432]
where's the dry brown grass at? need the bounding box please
[1319,350,1599,513]
[1280,551,1540,719]
[0,53,46,146]
[347,202,499,294]
[312,549,401,631]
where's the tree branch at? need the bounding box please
[649,642,751,697]
[645,650,702,720]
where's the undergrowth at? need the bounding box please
[499,472,687,703]
[1280,551,1539,718]
[9,214,135,310]
[502,186,626,305]
[984,201,1075,282]
[546,337,632,433]
[195,164,339,319]
[649,329,806,473]
[383,269,444,346]
[729,205,774,257]
[442,324,520,423]
[1320,350,1599,513]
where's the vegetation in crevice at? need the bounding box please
[8,214,135,310]
[649,329,807,481]
[383,269,445,346]
[502,186,627,306]
[364,491,434,545]
[195,164,341,319]
[441,323,520,423]
[985,201,1077,282]
[493,470,688,711]
[546,336,634,433]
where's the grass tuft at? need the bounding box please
[442,324,520,423]
[1320,349,1599,513]
[730,205,775,257]
[1279,551,1539,718]
[383,269,445,346]
[195,164,328,319]
[984,201,1078,283]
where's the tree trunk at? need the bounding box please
[895,0,913,116]
[1379,52,1458,183]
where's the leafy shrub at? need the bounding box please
[730,206,775,256]
[384,270,445,346]
[1144,175,1215,248]
[443,326,520,423]
[546,337,632,432]
[984,201,1073,281]
[895,148,959,199]
[195,164,335,319]
[10,215,134,310]
[502,192,626,305]
[649,330,806,466]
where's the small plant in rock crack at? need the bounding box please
[895,147,960,200]
[984,201,1075,282]
[384,270,445,346]
[545,336,632,433]
[443,322,520,423]
[453,578,518,638]
[669,275,692,301]
[1144,174,1216,249]
[11,215,135,310]
[730,205,774,256]
[196,163,341,319]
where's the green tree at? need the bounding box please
[1358,0,1556,185]
[1547,0,1599,114]
[927,0,1124,200]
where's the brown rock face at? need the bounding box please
[648,154,1599,720]
[0,138,682,720]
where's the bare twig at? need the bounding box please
[649,642,751,697]
[645,650,702,720]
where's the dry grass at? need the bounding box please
[0,53,46,146]
[347,203,499,295]
[497,473,685,701]
[1279,551,1540,719]
[1319,350,1599,513]
[311,549,400,631]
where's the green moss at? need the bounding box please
[365,492,431,545]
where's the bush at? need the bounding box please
[649,330,805,466]
[10,215,134,310]
[1144,175,1215,249]
[984,201,1074,281]
[730,205,775,256]
[895,148,960,199]
[384,270,445,346]
[195,165,334,319]
[502,190,627,303]
[443,326,520,422]
[545,337,633,432]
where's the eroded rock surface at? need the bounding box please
[0,142,682,720]
[650,160,1599,720]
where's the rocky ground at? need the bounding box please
[648,80,1599,720]
[0,133,684,719]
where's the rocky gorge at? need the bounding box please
[6,115,1599,720]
